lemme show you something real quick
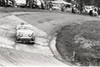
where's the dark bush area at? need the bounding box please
[56,21,100,66]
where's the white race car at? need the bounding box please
[16,24,35,43]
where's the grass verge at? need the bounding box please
[56,21,100,66]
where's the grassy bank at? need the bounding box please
[56,21,100,66]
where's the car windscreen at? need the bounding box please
[17,26,33,30]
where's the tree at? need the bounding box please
[0,0,5,6]
[91,0,95,5]
[26,0,34,8]
[29,0,33,8]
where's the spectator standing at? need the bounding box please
[49,1,52,11]
[41,2,44,9]
[92,9,98,16]
[79,2,84,14]
[72,6,76,13]
[61,3,65,12]
[26,0,29,7]
[89,10,93,16]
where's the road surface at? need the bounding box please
[0,14,66,67]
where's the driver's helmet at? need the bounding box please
[21,23,24,25]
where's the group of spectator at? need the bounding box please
[0,0,70,11]
[0,0,54,10]
[0,0,99,17]
[71,5,99,16]
[89,8,98,16]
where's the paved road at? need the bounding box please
[0,14,67,67]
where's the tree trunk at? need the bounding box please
[29,0,34,8]
[91,0,95,5]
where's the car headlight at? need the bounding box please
[28,33,35,37]
[17,32,23,37]
[28,34,32,37]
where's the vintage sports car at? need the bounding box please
[16,24,35,43]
